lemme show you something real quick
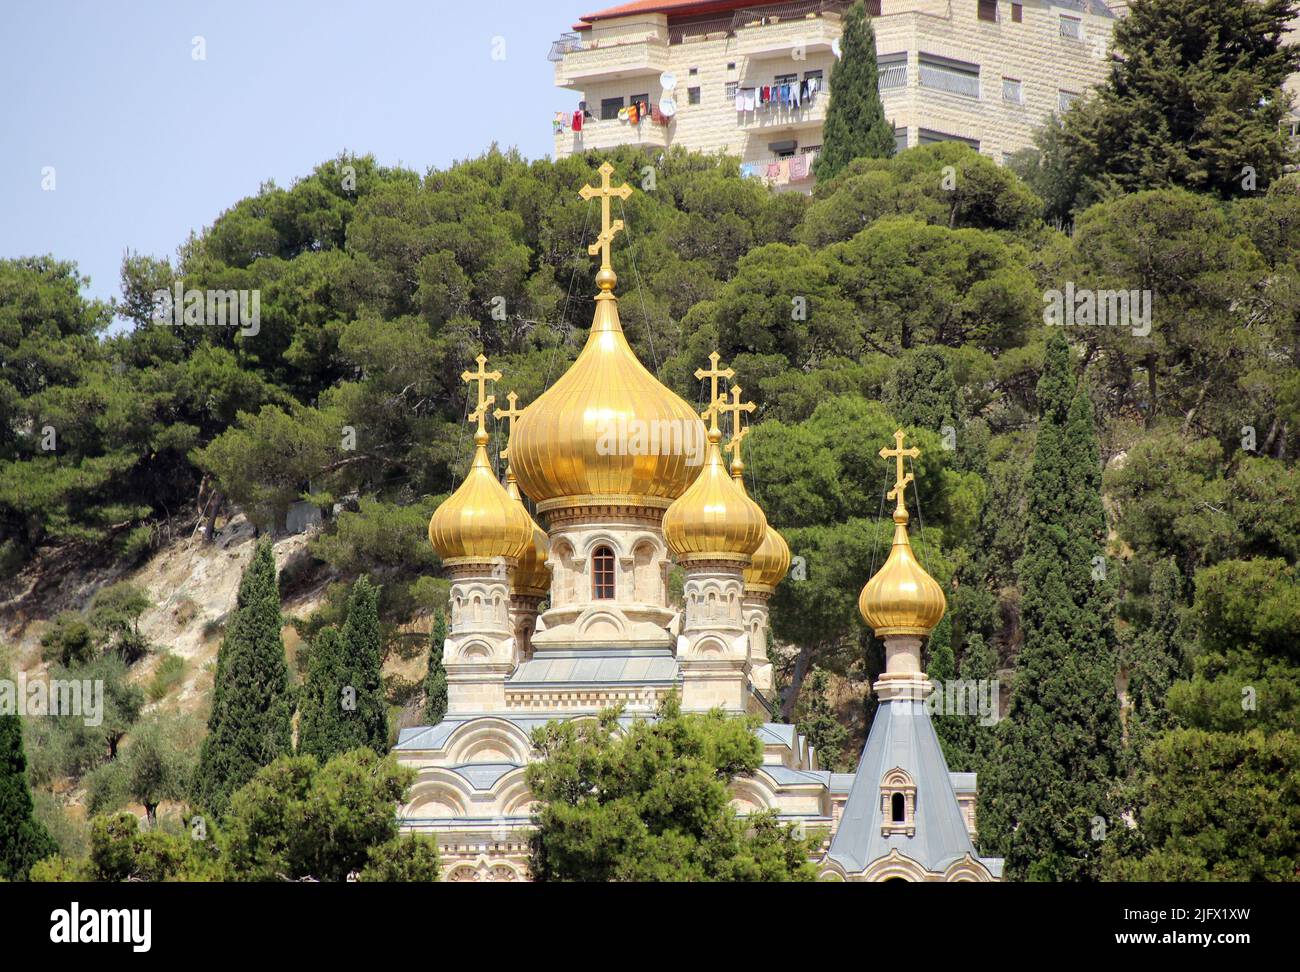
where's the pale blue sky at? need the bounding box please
[0,0,577,317]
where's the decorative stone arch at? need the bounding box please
[731,775,776,813]
[444,856,527,882]
[576,606,627,640]
[860,848,930,882]
[453,638,496,661]
[690,635,728,658]
[404,775,471,819]
[942,854,995,883]
[497,775,538,818]
[631,537,662,604]
[579,531,627,560]
[880,767,917,837]
[443,719,532,764]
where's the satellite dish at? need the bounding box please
[831,37,842,59]
[660,71,677,91]
[659,96,677,117]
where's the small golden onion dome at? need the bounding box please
[509,291,706,512]
[505,468,550,597]
[729,452,789,592]
[745,526,791,593]
[663,426,767,562]
[428,430,534,564]
[858,506,947,638]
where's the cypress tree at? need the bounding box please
[423,611,448,726]
[979,333,1121,881]
[0,711,58,880]
[813,0,895,183]
[296,627,349,761]
[1125,558,1188,749]
[192,538,291,817]
[339,576,388,754]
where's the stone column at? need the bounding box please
[509,593,544,663]
[742,588,775,698]
[444,558,517,715]
[872,635,932,704]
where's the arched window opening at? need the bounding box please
[891,792,906,823]
[593,545,616,600]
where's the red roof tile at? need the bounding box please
[577,0,785,26]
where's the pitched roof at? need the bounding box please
[825,697,978,875]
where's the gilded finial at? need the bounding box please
[880,429,921,523]
[695,351,736,434]
[720,384,756,476]
[494,390,525,462]
[461,354,501,442]
[578,161,634,292]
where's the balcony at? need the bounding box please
[733,2,847,59]
[554,38,673,87]
[558,115,672,154]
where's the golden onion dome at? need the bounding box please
[663,425,767,562]
[729,450,789,592]
[745,525,791,593]
[509,288,706,513]
[858,506,947,638]
[428,430,534,565]
[505,467,551,597]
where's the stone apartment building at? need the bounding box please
[550,0,1119,188]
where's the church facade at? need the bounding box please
[395,163,1002,883]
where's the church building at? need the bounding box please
[395,162,1002,883]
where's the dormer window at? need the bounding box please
[880,767,917,837]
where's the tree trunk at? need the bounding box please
[145,802,158,829]
[1144,352,1158,428]
[780,643,815,722]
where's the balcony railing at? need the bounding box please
[918,56,980,99]
[878,57,907,90]
[548,32,582,62]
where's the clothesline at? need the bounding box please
[740,149,818,186]
[734,76,821,113]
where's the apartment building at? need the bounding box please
[549,0,1118,187]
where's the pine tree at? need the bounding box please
[1125,558,1188,749]
[1064,0,1300,201]
[796,668,851,772]
[979,333,1121,881]
[0,711,58,880]
[423,611,448,726]
[340,576,388,754]
[296,626,349,761]
[813,0,895,183]
[192,539,291,817]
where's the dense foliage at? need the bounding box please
[526,697,819,881]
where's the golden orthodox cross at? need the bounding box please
[695,351,735,430]
[578,161,633,271]
[461,354,501,436]
[720,384,756,468]
[494,391,525,462]
[880,429,921,511]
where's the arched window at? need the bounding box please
[592,545,616,600]
[891,792,906,823]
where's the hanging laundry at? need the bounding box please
[572,110,583,132]
[735,89,745,112]
[628,102,639,125]
[744,88,757,112]
[766,161,782,179]
[789,153,810,181]
[773,159,791,186]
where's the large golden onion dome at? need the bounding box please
[428,429,534,564]
[509,292,705,512]
[509,162,705,514]
[858,431,946,637]
[663,425,767,562]
[505,467,550,597]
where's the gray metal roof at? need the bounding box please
[825,698,978,875]
[508,648,681,685]
[450,762,523,791]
